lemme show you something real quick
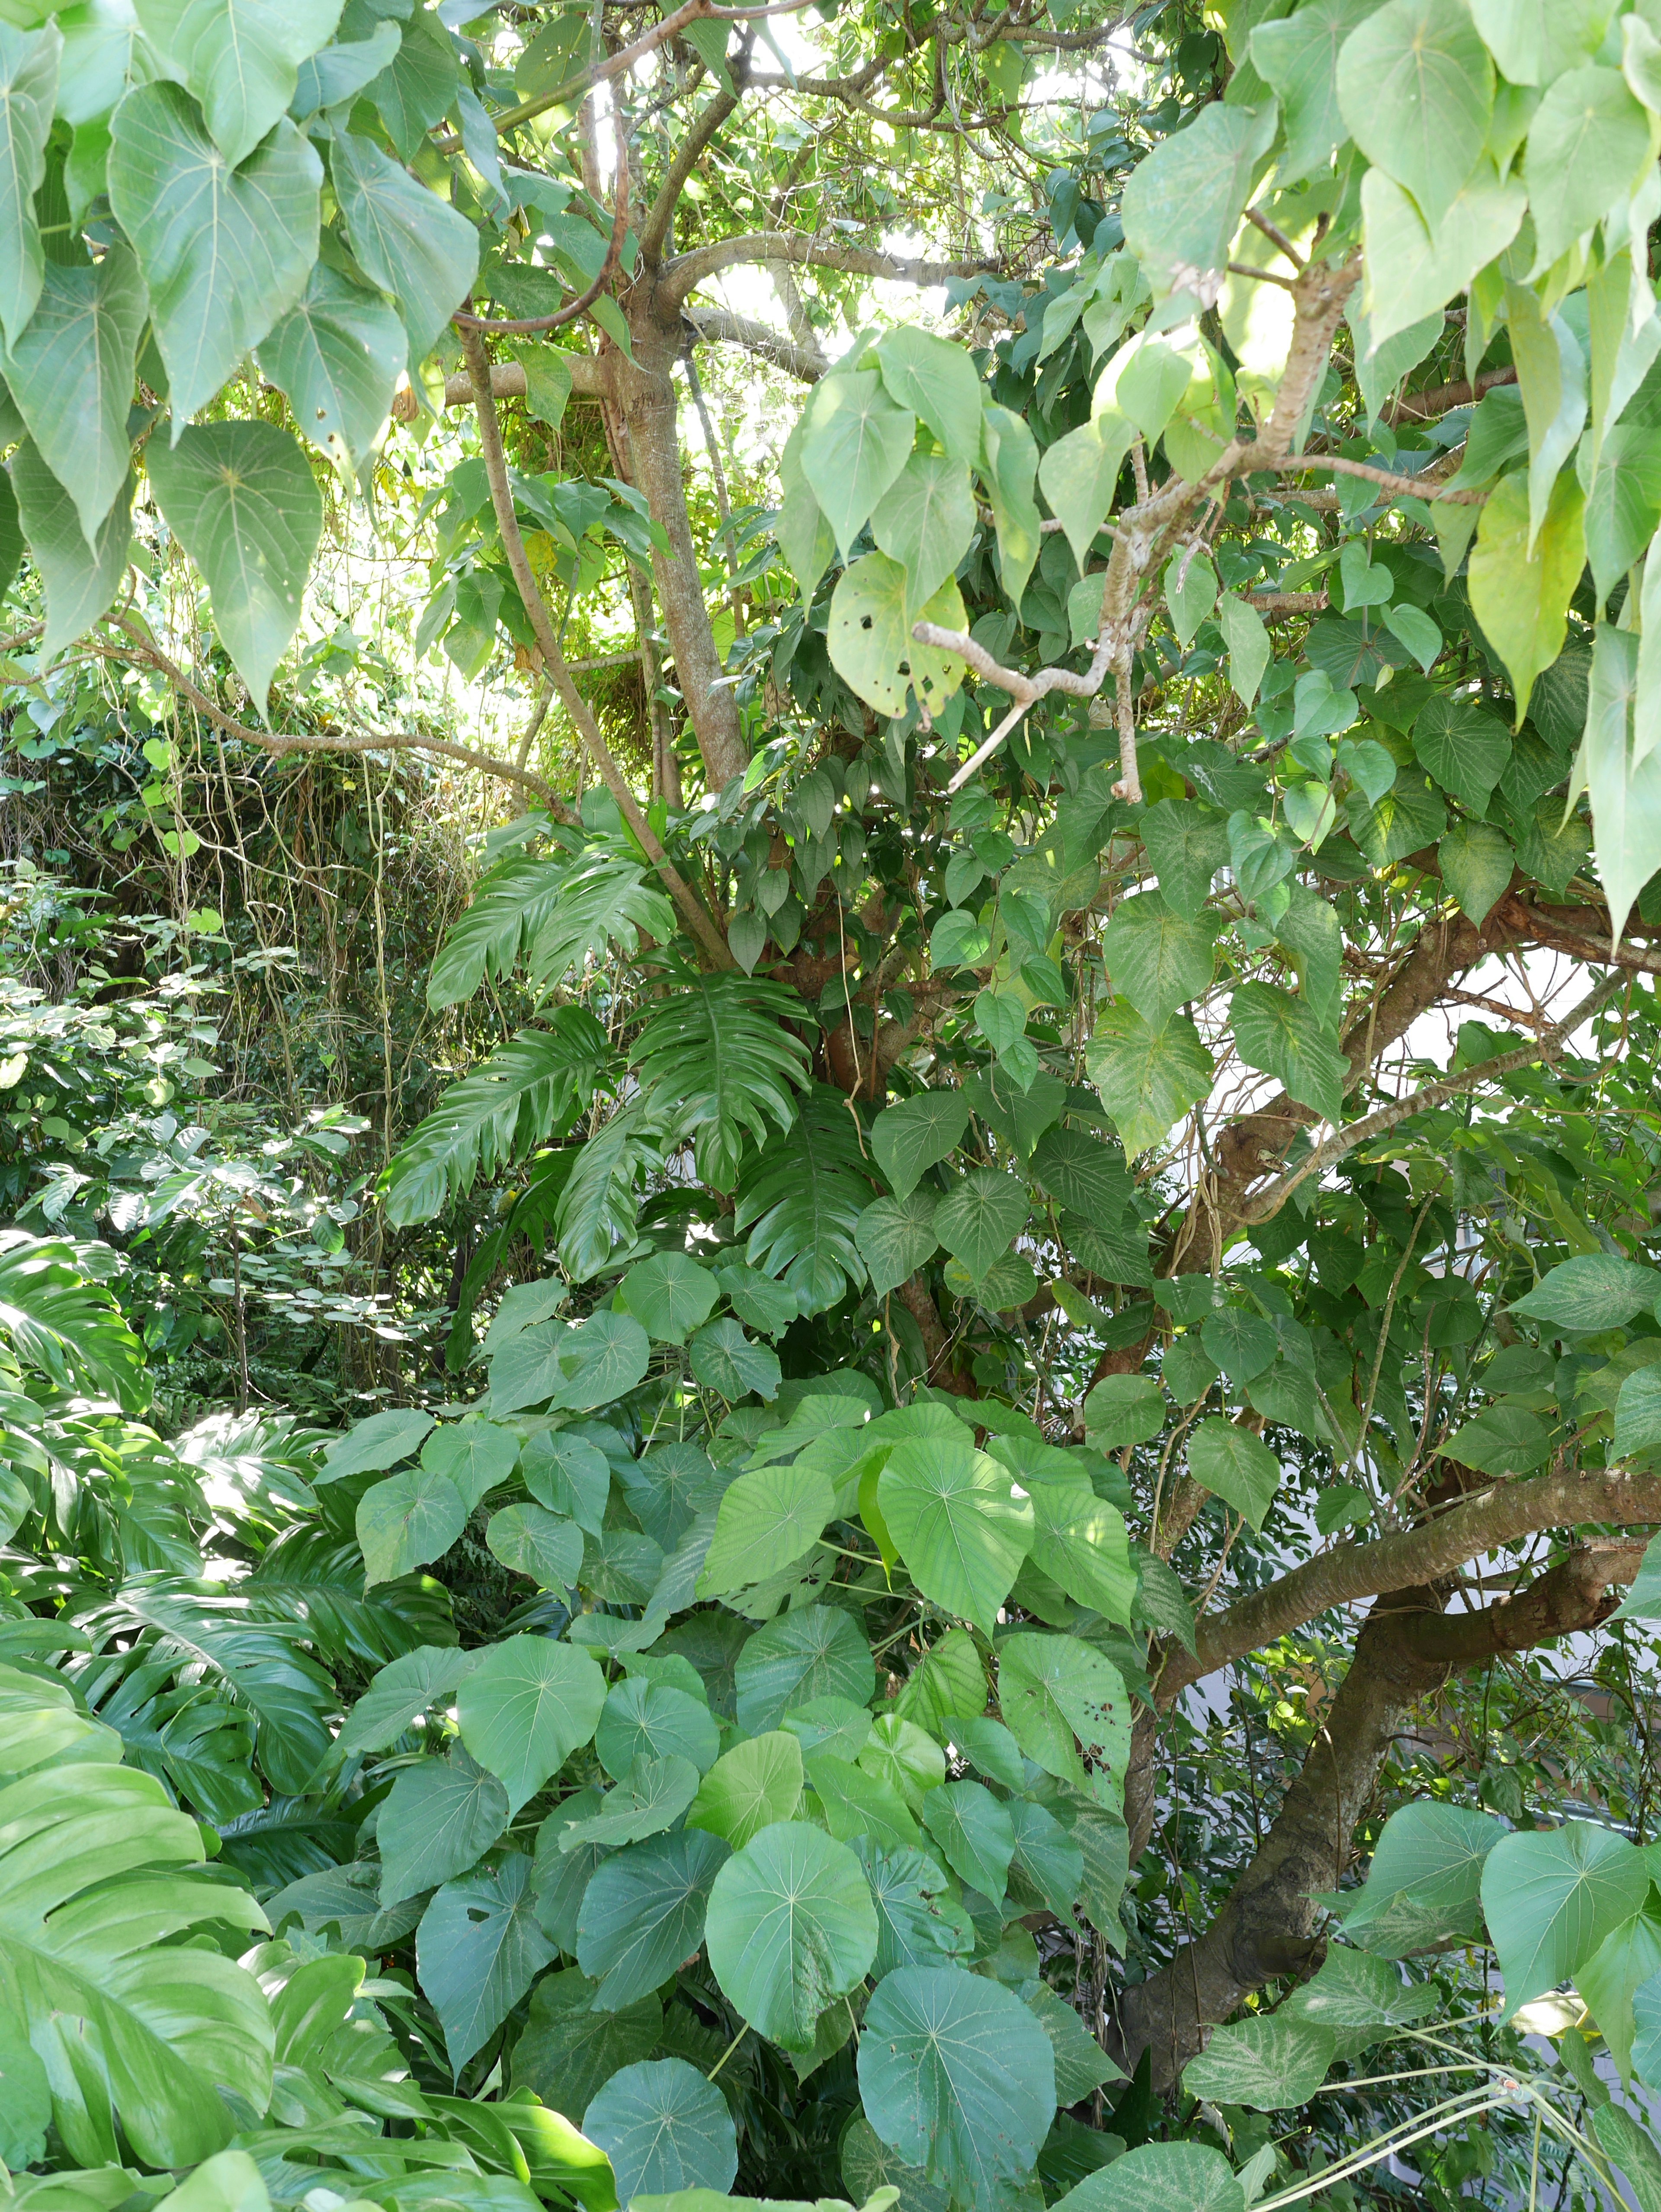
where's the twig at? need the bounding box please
[1239,971,1628,1224]
[455,109,631,335]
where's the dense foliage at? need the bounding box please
[13,0,1661,2209]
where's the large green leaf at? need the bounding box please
[1229,981,1350,1125]
[1510,1252,1661,1332]
[330,125,480,359]
[827,555,965,720]
[576,1828,730,2009]
[487,1504,584,1590]
[1101,893,1216,1025]
[871,1091,970,1199]
[146,420,322,716]
[856,1965,1056,2199]
[735,1606,875,1733]
[1187,1417,1283,1530]
[697,1458,832,1598]
[1251,0,1377,183]
[491,1308,651,1417]
[458,1635,606,1813]
[1412,693,1510,812]
[377,1746,510,1904]
[1336,0,1492,227]
[135,0,345,167]
[799,368,914,559]
[336,1643,476,1757]
[0,1722,270,2168]
[108,84,321,423]
[257,263,407,471]
[687,1731,805,1849]
[705,1820,878,2050]
[583,2058,738,2200]
[10,440,133,659]
[634,971,811,1193]
[1468,468,1586,725]
[875,324,982,460]
[1523,65,1652,272]
[1481,1820,1651,2015]
[1052,2143,1245,2212]
[1084,1003,1213,1159]
[1183,2015,1336,2109]
[0,25,58,349]
[872,449,975,616]
[877,1437,1033,1633]
[1337,1800,1502,1954]
[856,1193,940,1298]
[998,1632,1129,1794]
[618,1251,718,1344]
[933,1167,1028,1282]
[513,1967,661,2117]
[356,1461,468,1586]
[595,1678,719,1780]
[1120,99,1277,309]
[417,1850,555,2074]
[859,1840,974,1975]
[1,251,144,546]
[918,1779,1014,1902]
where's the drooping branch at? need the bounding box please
[1157,1468,1661,1708]
[459,326,733,968]
[87,624,570,816]
[455,109,632,336]
[659,229,1002,311]
[916,253,1364,798]
[433,0,815,152]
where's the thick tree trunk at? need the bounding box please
[1114,1590,1449,2090]
[1116,1542,1650,2090]
[616,301,748,791]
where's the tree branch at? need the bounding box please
[394,356,610,420]
[1247,451,1486,505]
[1158,1468,1661,1708]
[459,326,733,968]
[433,0,814,152]
[640,89,741,266]
[87,623,570,816]
[455,111,631,335]
[1385,363,1516,424]
[659,228,1002,311]
[682,305,827,381]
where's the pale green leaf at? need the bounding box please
[1,249,144,546]
[1482,1819,1651,2016]
[1524,67,1652,274]
[0,24,58,349]
[457,1634,606,1813]
[1084,1003,1213,1158]
[134,0,345,168]
[9,440,132,659]
[1187,1416,1283,1529]
[872,450,975,617]
[877,1438,1033,1633]
[584,2059,737,2200]
[257,263,407,471]
[828,554,965,719]
[705,1821,877,2050]
[801,368,915,560]
[1337,0,1493,228]
[108,84,321,423]
[330,125,479,361]
[875,324,983,461]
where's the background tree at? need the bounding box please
[8,2,1661,2210]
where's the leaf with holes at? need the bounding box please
[257,264,407,471]
[828,554,967,720]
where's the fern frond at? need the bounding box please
[0,1234,148,1410]
[555,1096,669,1281]
[382,1010,613,1226]
[733,1085,877,1314]
[425,850,574,1009]
[426,832,677,1010]
[634,970,811,1189]
[526,846,677,996]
